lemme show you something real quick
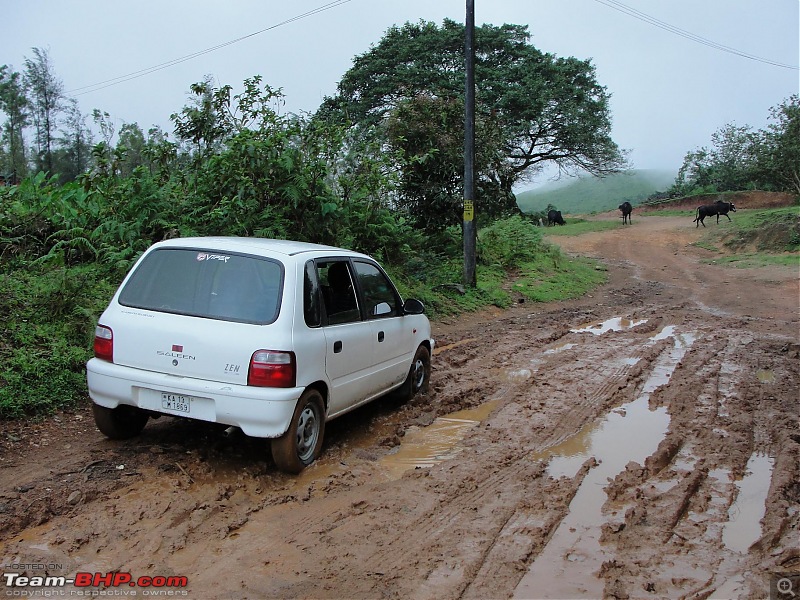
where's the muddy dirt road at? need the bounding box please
[2,213,798,599]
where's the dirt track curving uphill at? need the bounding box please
[1,211,798,599]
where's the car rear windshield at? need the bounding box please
[118,248,284,324]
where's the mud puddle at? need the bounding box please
[722,452,775,553]
[702,453,776,598]
[570,316,648,335]
[543,342,577,355]
[513,326,696,599]
[756,369,776,384]
[433,338,477,355]
[379,401,499,479]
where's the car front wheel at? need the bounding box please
[271,389,326,474]
[410,345,431,395]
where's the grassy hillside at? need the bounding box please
[516,169,676,215]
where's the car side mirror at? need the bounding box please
[403,298,425,315]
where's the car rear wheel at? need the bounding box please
[271,389,326,474]
[92,403,149,439]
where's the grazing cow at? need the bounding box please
[619,201,633,225]
[547,209,565,226]
[694,201,736,228]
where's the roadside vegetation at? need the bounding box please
[1,29,797,420]
[0,207,598,419]
[2,22,631,420]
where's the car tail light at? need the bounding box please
[94,325,113,362]
[248,350,296,388]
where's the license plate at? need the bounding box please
[161,392,192,413]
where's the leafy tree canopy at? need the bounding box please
[319,19,628,182]
[764,94,800,194]
[317,19,627,230]
[669,95,800,197]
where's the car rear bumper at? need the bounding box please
[86,358,302,438]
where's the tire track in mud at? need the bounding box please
[2,308,700,600]
[183,310,700,599]
[504,321,700,599]
[306,313,701,598]
[587,323,799,599]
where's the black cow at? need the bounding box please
[619,201,632,225]
[547,209,565,226]
[694,201,736,228]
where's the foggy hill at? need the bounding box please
[515,170,676,215]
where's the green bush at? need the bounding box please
[478,215,543,268]
[0,265,116,419]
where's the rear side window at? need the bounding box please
[317,260,360,325]
[118,249,283,324]
[303,261,322,328]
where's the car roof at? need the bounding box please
[151,237,366,258]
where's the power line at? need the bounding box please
[67,0,354,96]
[593,0,799,70]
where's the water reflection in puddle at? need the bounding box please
[571,317,648,335]
[756,370,776,384]
[379,401,499,480]
[433,338,477,355]
[650,324,676,342]
[543,342,577,355]
[722,453,774,553]
[514,327,696,599]
[504,368,532,383]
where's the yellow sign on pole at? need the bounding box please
[463,200,474,222]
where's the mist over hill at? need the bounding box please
[515,170,676,215]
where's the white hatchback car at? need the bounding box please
[86,237,433,473]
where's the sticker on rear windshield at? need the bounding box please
[196,252,230,263]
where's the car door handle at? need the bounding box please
[333,341,343,353]
[377,331,385,342]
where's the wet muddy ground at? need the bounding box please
[1,213,799,599]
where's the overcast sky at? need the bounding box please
[3,0,799,186]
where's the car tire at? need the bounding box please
[409,345,431,396]
[92,403,149,439]
[271,389,326,474]
[393,345,432,403]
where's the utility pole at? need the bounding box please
[463,0,477,287]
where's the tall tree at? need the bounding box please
[116,122,147,177]
[23,48,64,174]
[317,19,627,229]
[91,109,118,177]
[762,94,800,194]
[171,75,231,159]
[53,98,93,183]
[708,124,760,191]
[671,96,800,196]
[171,75,284,159]
[386,93,510,230]
[0,65,30,180]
